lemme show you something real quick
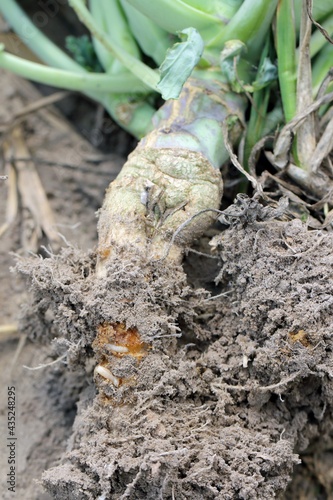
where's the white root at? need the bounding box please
[94,365,120,387]
[106,344,129,354]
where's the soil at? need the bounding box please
[1,71,333,500]
[0,68,122,499]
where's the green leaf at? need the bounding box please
[219,40,247,92]
[251,57,277,91]
[65,35,103,73]
[220,41,277,93]
[157,28,204,100]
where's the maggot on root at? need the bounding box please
[93,78,245,390]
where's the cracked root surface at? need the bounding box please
[17,213,333,499]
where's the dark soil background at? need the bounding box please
[0,7,333,499]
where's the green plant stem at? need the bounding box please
[244,40,275,167]
[276,0,297,122]
[312,43,333,95]
[89,0,140,72]
[0,0,155,138]
[261,106,284,136]
[244,87,271,166]
[182,0,242,18]
[0,49,149,93]
[69,0,159,92]
[120,0,171,65]
[100,93,155,138]
[0,1,80,72]
[123,0,224,42]
[0,48,155,137]
[88,0,156,138]
[209,0,278,59]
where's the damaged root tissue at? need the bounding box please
[93,322,149,389]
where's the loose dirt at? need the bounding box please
[15,198,333,499]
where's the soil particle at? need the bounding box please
[0,340,88,500]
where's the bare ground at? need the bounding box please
[0,68,121,499]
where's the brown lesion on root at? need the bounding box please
[93,322,149,360]
[93,322,150,391]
